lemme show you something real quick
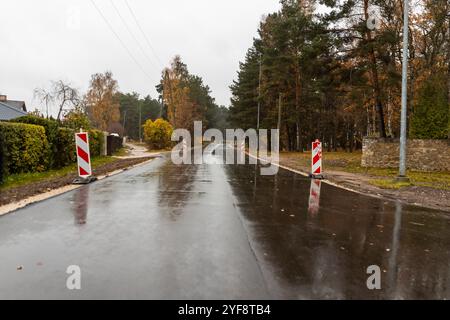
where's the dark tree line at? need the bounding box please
[229,0,450,152]
[116,92,161,140]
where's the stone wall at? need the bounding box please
[362,137,450,172]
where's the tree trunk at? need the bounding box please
[364,0,387,138]
[295,64,301,151]
[448,10,450,138]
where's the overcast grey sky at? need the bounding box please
[1,0,282,115]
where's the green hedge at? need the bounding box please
[13,116,59,169]
[0,122,49,177]
[54,128,77,168]
[89,129,104,157]
[54,129,104,168]
[0,117,106,184]
[9,116,104,166]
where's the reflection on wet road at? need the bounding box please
[0,152,449,299]
[226,164,450,299]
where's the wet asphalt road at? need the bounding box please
[0,151,450,299]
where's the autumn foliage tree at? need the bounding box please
[157,56,227,133]
[159,56,202,131]
[86,71,121,131]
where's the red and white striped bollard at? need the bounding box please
[73,130,97,184]
[310,139,324,180]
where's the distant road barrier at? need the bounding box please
[310,139,324,180]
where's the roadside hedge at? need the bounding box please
[0,122,49,177]
[89,129,104,157]
[0,117,106,184]
[54,128,77,168]
[53,129,103,168]
[13,116,59,169]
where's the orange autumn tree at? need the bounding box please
[160,56,205,132]
[86,71,121,131]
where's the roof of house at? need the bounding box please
[2,100,27,112]
[0,101,28,120]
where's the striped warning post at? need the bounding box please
[308,179,322,215]
[310,139,324,179]
[75,132,92,178]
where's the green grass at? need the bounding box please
[0,156,118,191]
[369,172,450,190]
[280,151,450,191]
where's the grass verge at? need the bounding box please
[280,151,450,191]
[0,156,117,191]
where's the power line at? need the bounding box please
[124,0,164,68]
[109,0,160,72]
[89,0,153,81]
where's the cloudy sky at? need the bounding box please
[1,0,282,115]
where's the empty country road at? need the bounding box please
[0,151,449,300]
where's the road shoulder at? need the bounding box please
[0,156,155,216]
[278,153,450,212]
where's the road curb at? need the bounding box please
[247,152,390,199]
[247,152,450,212]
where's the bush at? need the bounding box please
[11,114,103,164]
[143,119,173,150]
[13,116,59,169]
[53,129,104,167]
[89,129,104,157]
[0,122,49,177]
[54,128,77,168]
[0,115,106,183]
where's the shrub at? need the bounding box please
[13,115,59,169]
[0,122,49,177]
[54,127,77,168]
[54,129,104,167]
[143,119,173,150]
[89,129,104,157]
